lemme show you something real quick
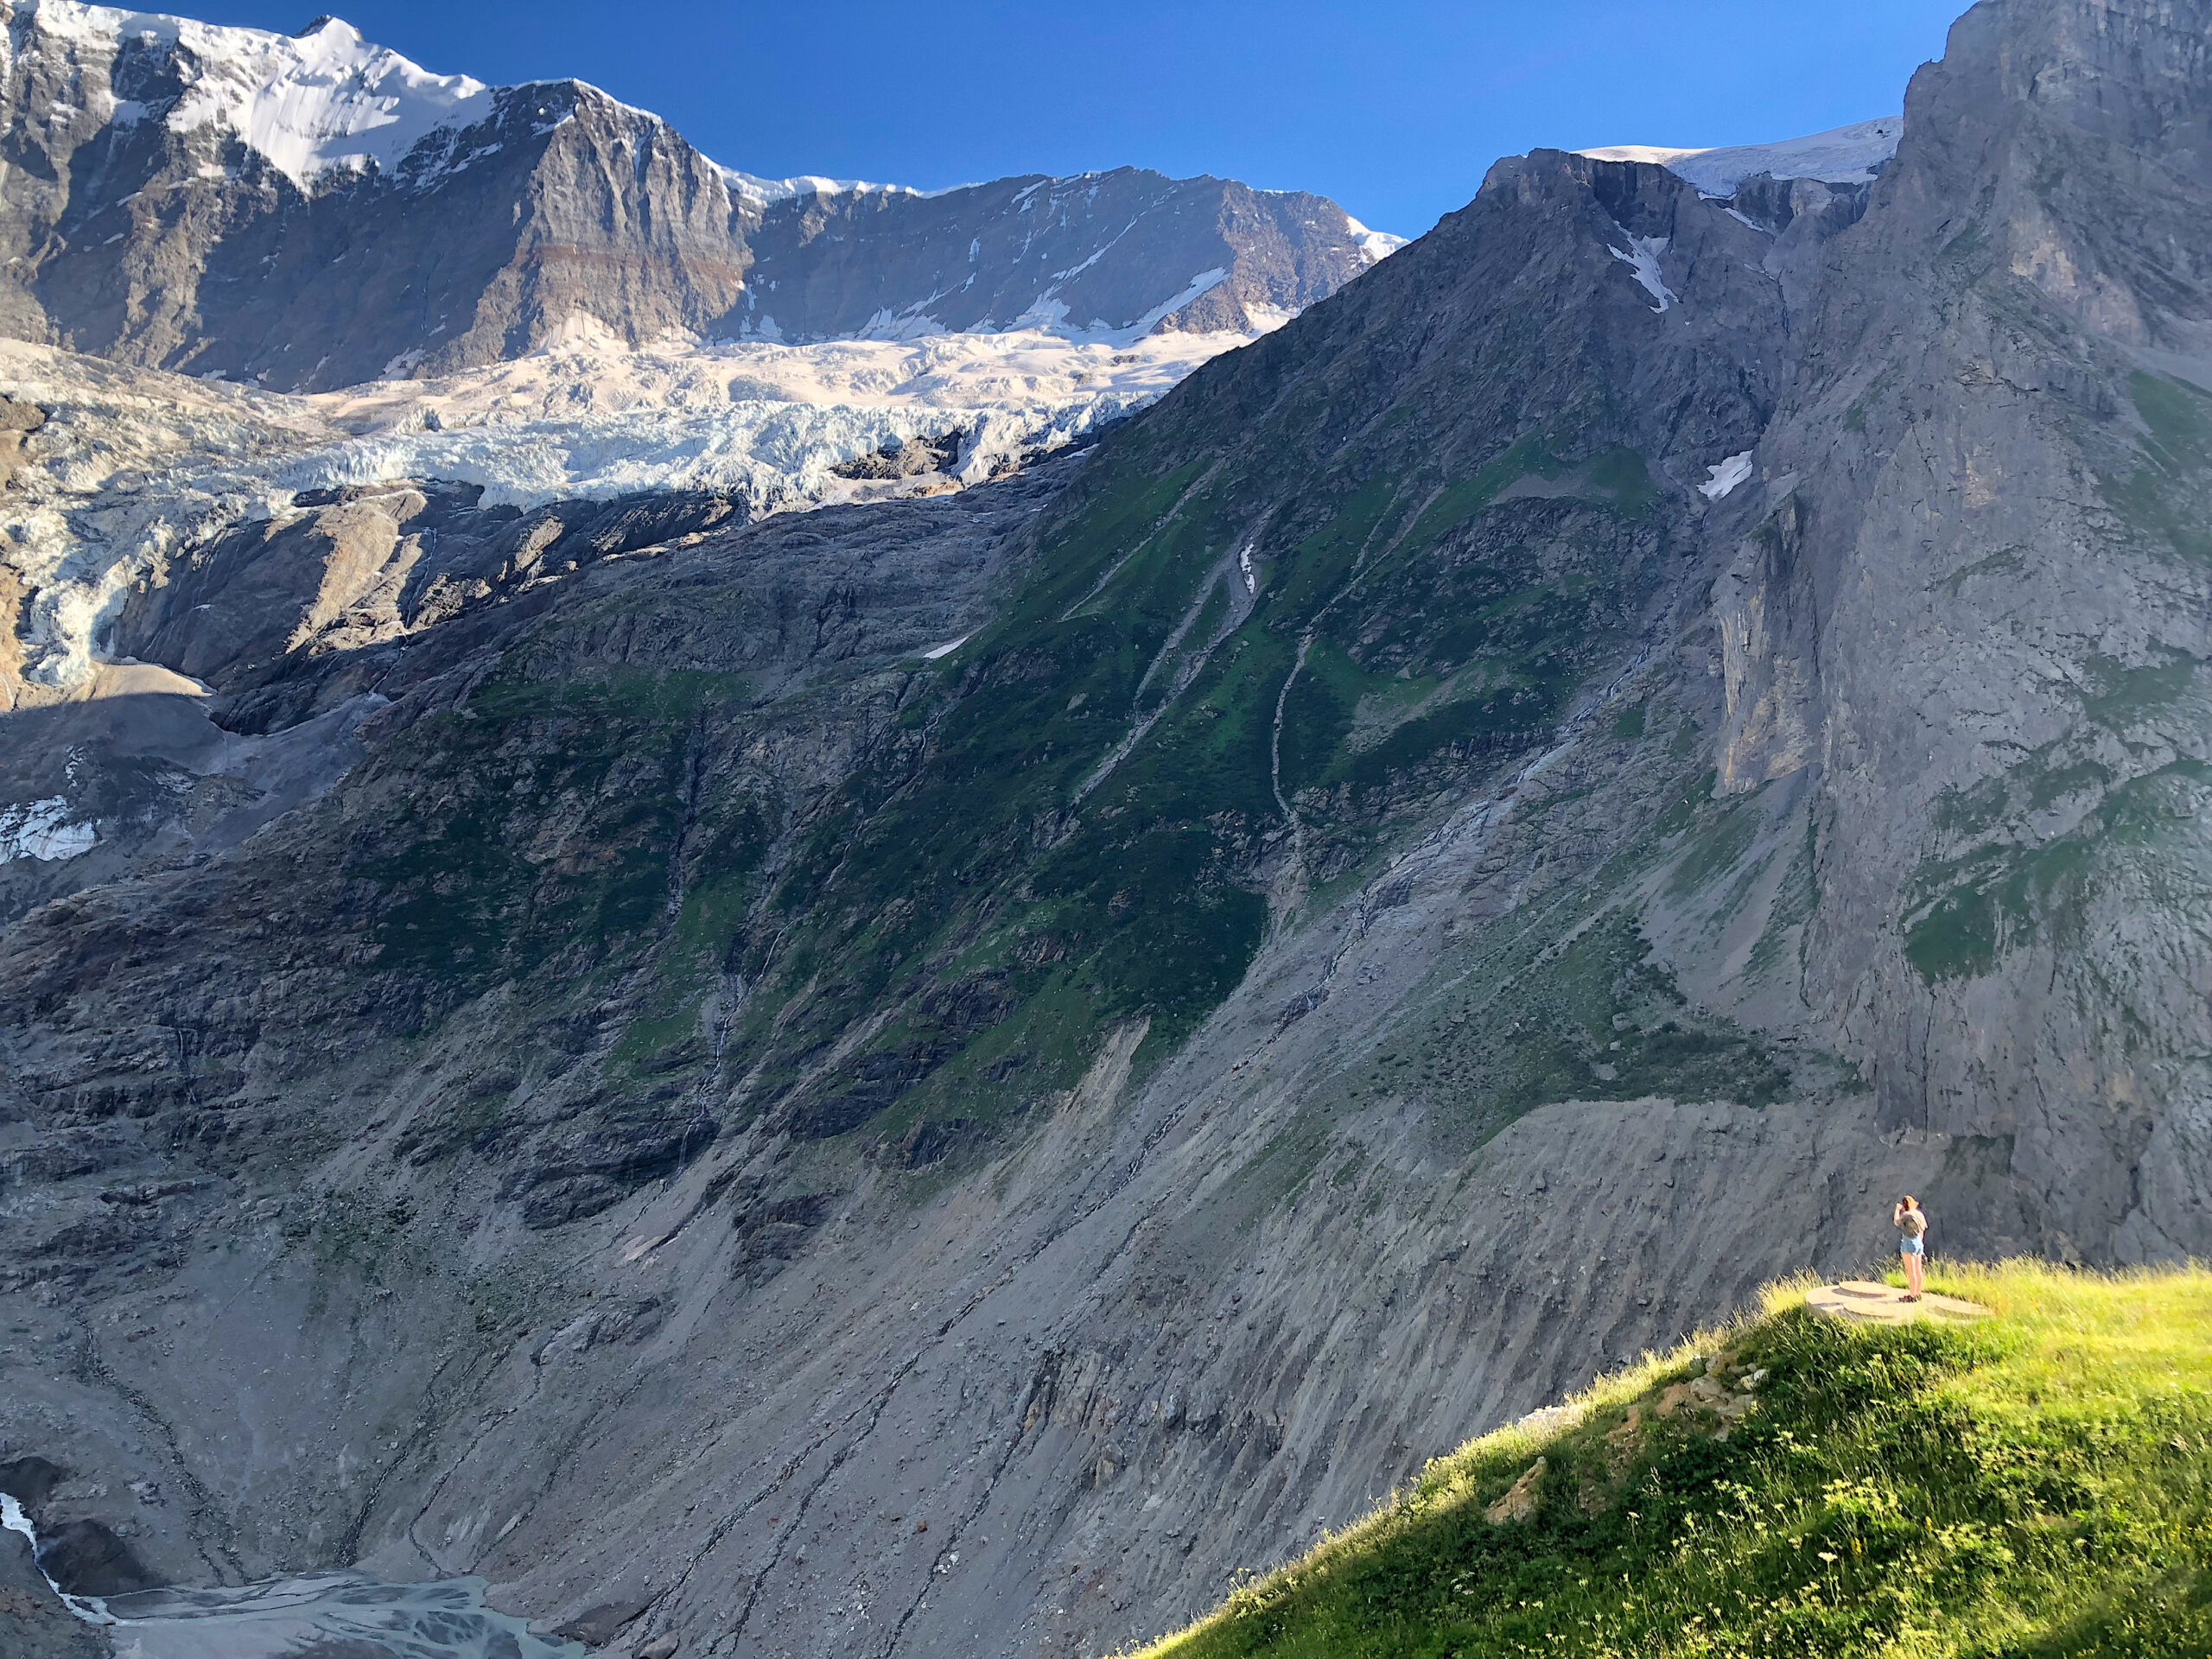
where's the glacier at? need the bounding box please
[0,324,1271,695]
[1578,116,1902,196]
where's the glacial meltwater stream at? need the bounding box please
[4,1492,582,1658]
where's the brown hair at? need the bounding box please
[1901,1195,1918,1209]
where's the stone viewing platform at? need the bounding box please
[1808,1281,1993,1324]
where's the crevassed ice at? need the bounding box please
[0,325,1267,694]
[0,796,97,862]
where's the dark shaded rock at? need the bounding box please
[788,1044,952,1140]
[34,1518,161,1597]
[556,1598,652,1646]
[734,1194,836,1268]
[831,431,963,480]
[0,1456,64,1506]
[501,1106,721,1230]
[898,1119,976,1169]
[1726,170,1875,238]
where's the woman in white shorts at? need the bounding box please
[1893,1196,1928,1300]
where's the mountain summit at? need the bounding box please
[0,3,1396,390]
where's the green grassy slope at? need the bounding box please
[1132,1264,2212,1658]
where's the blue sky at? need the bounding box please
[201,1,1964,235]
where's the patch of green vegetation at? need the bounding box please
[1277,641,1367,794]
[1338,678,1569,791]
[2101,372,2212,564]
[612,816,775,1075]
[1663,793,1762,900]
[1931,775,2011,839]
[1904,881,2005,982]
[1396,435,1552,556]
[1576,447,1660,519]
[1263,480,1400,617]
[1649,771,1718,841]
[1904,759,2210,982]
[2080,651,2197,728]
[1408,912,1789,1147]
[1133,1263,2212,1659]
[355,667,751,982]
[1744,810,1818,987]
[1611,703,1646,741]
[1029,456,1208,622]
[1383,435,1653,563]
[1221,1108,1337,1229]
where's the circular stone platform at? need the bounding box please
[1806,1280,1993,1323]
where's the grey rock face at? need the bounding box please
[0,9,1385,392]
[1729,0,2212,1262]
[738,168,1375,342]
[3,3,2209,1659]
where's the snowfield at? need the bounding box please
[1579,117,1902,196]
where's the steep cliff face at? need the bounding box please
[2,3,2209,1659]
[0,6,1385,392]
[1730,0,2212,1258]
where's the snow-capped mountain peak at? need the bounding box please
[9,2,494,189]
[1344,213,1408,264]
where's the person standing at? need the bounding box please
[1893,1195,1929,1300]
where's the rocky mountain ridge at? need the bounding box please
[0,4,1394,391]
[3,0,2210,1657]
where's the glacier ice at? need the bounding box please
[1578,117,1902,198]
[0,797,96,863]
[0,322,1274,696]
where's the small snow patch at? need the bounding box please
[1608,235,1677,313]
[921,633,972,660]
[1699,450,1755,500]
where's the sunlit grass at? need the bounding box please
[1127,1262,2212,1658]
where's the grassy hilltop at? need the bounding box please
[1130,1265,2212,1659]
